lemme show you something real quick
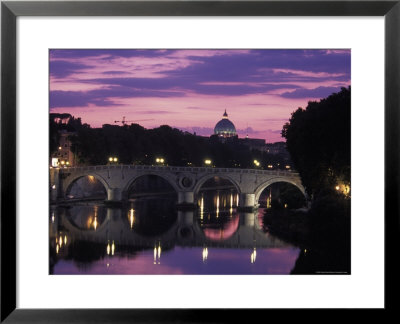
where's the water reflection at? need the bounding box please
[198,190,240,241]
[125,196,177,236]
[66,205,107,231]
[50,191,299,275]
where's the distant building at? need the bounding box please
[238,137,266,150]
[50,113,72,125]
[264,142,287,155]
[51,130,76,167]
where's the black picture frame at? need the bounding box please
[1,0,399,322]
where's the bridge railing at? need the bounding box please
[57,164,299,177]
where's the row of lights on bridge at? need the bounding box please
[53,153,291,170]
[108,156,166,165]
[108,157,212,166]
[254,160,291,170]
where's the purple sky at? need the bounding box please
[50,49,350,142]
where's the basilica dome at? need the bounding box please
[214,110,237,138]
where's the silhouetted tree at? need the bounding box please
[282,87,350,196]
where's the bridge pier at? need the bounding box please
[50,184,58,203]
[106,188,122,203]
[49,168,62,203]
[238,193,258,211]
[176,191,196,209]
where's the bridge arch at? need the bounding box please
[63,173,110,199]
[254,177,306,203]
[122,172,180,198]
[193,174,241,198]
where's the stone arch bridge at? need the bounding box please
[50,165,306,210]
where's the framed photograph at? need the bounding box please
[1,0,398,321]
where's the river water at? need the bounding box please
[50,190,301,275]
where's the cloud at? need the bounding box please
[50,60,89,78]
[280,86,343,99]
[271,68,345,79]
[134,110,173,115]
[324,49,351,55]
[237,127,261,135]
[49,49,351,142]
[102,71,131,75]
[50,49,351,102]
[168,49,251,58]
[50,90,120,108]
[260,118,290,125]
[50,52,203,81]
[271,129,284,134]
[50,87,186,108]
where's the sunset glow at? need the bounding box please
[50,49,350,142]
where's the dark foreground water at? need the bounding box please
[50,191,301,275]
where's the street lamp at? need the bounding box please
[108,156,118,164]
[204,159,212,166]
[155,157,165,164]
[253,160,260,167]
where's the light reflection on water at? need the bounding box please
[50,190,300,275]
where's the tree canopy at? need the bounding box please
[50,117,290,169]
[282,87,351,196]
